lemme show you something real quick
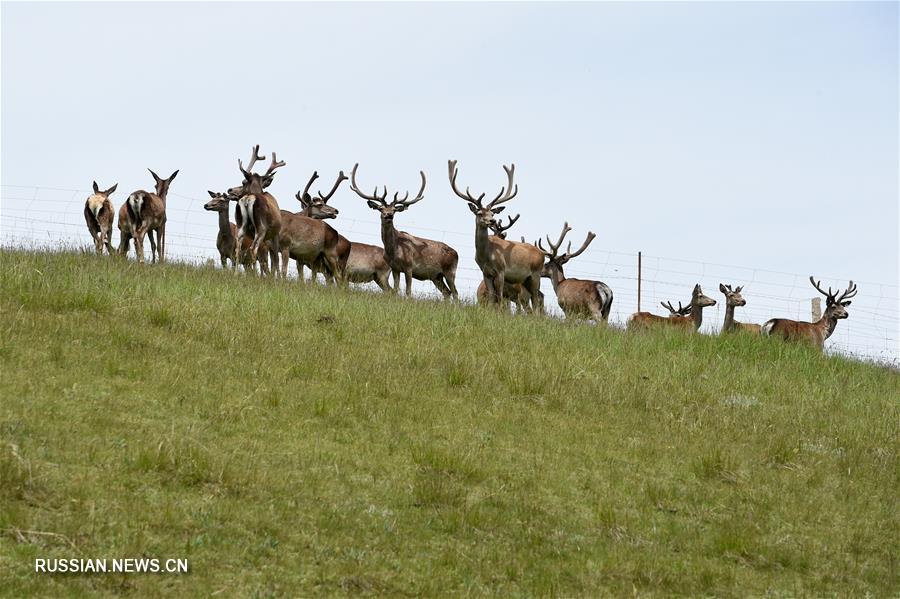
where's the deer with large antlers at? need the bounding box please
[627,284,717,332]
[84,181,117,255]
[223,145,284,276]
[719,284,761,335]
[448,160,544,312]
[266,170,348,283]
[476,215,534,311]
[761,277,857,350]
[204,191,269,273]
[536,222,614,324]
[350,164,458,298]
[297,185,392,291]
[118,169,178,264]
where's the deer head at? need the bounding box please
[535,222,596,277]
[204,190,231,213]
[228,145,286,198]
[691,284,717,309]
[448,160,518,227]
[296,170,347,219]
[719,283,746,307]
[148,169,178,199]
[350,163,426,222]
[810,277,857,320]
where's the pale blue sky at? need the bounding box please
[1,2,897,357]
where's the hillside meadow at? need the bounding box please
[0,249,898,597]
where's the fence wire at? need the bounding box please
[2,184,897,365]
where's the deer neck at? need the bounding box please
[723,303,736,331]
[380,217,398,258]
[817,313,839,340]
[474,221,493,264]
[690,302,705,330]
[548,263,566,293]
[217,209,233,240]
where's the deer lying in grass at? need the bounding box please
[535,222,614,324]
[449,160,543,312]
[761,277,857,350]
[204,191,268,273]
[119,169,178,263]
[224,145,284,277]
[719,283,760,335]
[627,284,717,332]
[351,164,458,298]
[84,181,117,255]
[476,215,534,311]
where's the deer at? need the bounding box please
[204,191,269,274]
[448,160,544,313]
[761,277,857,350]
[290,170,350,285]
[83,181,117,255]
[719,283,761,335]
[296,186,391,290]
[253,170,347,283]
[118,169,178,264]
[224,145,284,277]
[476,214,533,311]
[350,164,459,298]
[535,222,614,324]
[627,284,717,332]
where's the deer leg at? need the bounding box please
[147,229,157,264]
[494,273,506,307]
[322,252,341,287]
[524,275,543,315]
[103,232,114,255]
[158,223,166,263]
[118,230,131,257]
[375,271,390,292]
[432,276,452,299]
[133,229,146,265]
[444,270,459,300]
[280,248,290,280]
[269,237,280,279]
[404,271,413,296]
[391,270,401,294]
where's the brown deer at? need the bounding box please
[118,169,178,263]
[291,170,349,285]
[719,283,761,335]
[225,145,284,276]
[536,222,614,324]
[296,194,391,291]
[448,160,543,312]
[350,164,459,298]
[627,284,716,332]
[204,191,268,273]
[761,277,857,350]
[84,181,117,255]
[476,215,537,311]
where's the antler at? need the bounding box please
[239,144,266,178]
[264,152,286,178]
[662,301,691,316]
[563,231,596,261]
[297,171,319,203]
[349,163,388,205]
[448,160,485,206]
[537,222,573,257]
[489,214,520,238]
[835,281,857,304]
[393,171,426,208]
[487,164,518,208]
[319,171,348,202]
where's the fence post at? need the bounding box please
[637,251,642,313]
[811,297,822,321]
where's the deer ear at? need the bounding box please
[467,203,479,215]
[394,204,408,212]
[366,200,381,211]
[208,191,217,198]
[493,206,506,214]
[92,181,100,193]
[841,300,852,306]
[148,168,161,182]
[719,283,727,293]
[168,170,179,182]
[105,183,118,195]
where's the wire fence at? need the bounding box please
[2,183,898,366]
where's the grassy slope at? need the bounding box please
[0,250,897,598]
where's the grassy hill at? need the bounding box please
[1,249,897,597]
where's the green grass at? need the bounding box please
[1,249,898,597]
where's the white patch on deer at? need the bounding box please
[87,194,105,221]
[761,320,776,336]
[128,193,144,222]
[238,196,256,236]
